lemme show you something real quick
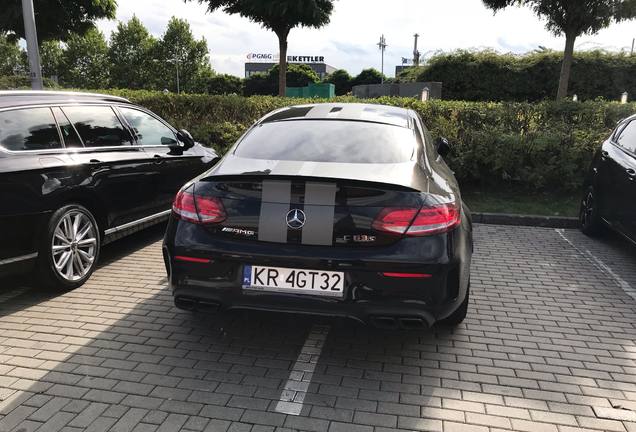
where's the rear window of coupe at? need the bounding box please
[234,120,416,163]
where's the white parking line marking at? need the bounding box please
[556,229,636,301]
[274,324,330,415]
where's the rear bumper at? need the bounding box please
[163,218,472,328]
[167,261,464,328]
[172,285,441,329]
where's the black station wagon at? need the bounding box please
[0,91,218,289]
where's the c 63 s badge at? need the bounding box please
[336,234,377,244]
[221,227,256,238]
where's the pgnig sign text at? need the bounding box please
[247,53,325,63]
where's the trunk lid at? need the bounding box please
[193,175,428,247]
[205,155,428,191]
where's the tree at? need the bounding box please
[156,17,213,93]
[195,73,244,95]
[109,17,157,89]
[40,40,63,80]
[0,33,25,75]
[243,64,319,96]
[61,28,109,88]
[482,0,636,99]
[269,63,319,87]
[244,72,275,96]
[352,68,385,87]
[193,0,334,96]
[324,69,352,95]
[0,0,116,42]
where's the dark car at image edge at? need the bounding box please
[0,90,218,289]
[580,113,636,244]
[163,103,473,329]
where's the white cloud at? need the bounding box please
[97,0,635,77]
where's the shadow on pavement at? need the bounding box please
[0,231,449,431]
[0,224,167,316]
[558,227,636,298]
[4,224,634,431]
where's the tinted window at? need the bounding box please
[118,107,177,146]
[617,121,636,154]
[62,106,132,147]
[235,120,415,163]
[52,107,83,148]
[0,108,61,151]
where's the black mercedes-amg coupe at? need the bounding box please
[163,103,473,328]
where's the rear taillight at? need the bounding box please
[372,203,460,236]
[372,208,418,235]
[172,190,226,224]
[408,203,461,235]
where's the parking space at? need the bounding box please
[0,224,635,432]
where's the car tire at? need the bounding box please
[579,185,603,236]
[37,204,101,291]
[438,283,469,326]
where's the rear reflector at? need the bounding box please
[372,203,460,236]
[172,190,226,224]
[175,255,211,264]
[383,272,432,278]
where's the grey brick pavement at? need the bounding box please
[0,224,635,431]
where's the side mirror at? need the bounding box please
[436,137,452,158]
[161,136,178,146]
[176,129,195,149]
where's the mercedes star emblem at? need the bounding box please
[286,209,306,230]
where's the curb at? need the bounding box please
[473,212,578,229]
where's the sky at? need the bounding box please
[96,0,636,78]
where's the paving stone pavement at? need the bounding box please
[0,224,635,432]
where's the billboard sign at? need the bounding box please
[247,53,325,64]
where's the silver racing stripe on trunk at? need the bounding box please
[302,182,337,246]
[258,180,291,243]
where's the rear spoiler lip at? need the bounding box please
[198,174,420,193]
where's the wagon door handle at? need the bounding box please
[600,151,609,161]
[153,154,164,163]
[627,168,636,180]
[89,159,101,164]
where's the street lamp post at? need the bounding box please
[377,35,387,84]
[21,0,43,90]
[175,55,180,94]
[167,50,183,94]
[413,33,421,67]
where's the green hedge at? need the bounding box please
[0,75,59,89]
[398,50,635,102]
[95,90,636,192]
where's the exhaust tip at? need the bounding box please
[174,296,196,311]
[370,315,429,330]
[197,300,220,313]
[370,316,399,330]
[399,317,427,330]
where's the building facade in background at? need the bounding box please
[244,53,337,79]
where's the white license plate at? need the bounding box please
[242,265,345,298]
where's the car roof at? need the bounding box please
[0,90,130,109]
[260,103,413,129]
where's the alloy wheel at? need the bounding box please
[51,210,97,281]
